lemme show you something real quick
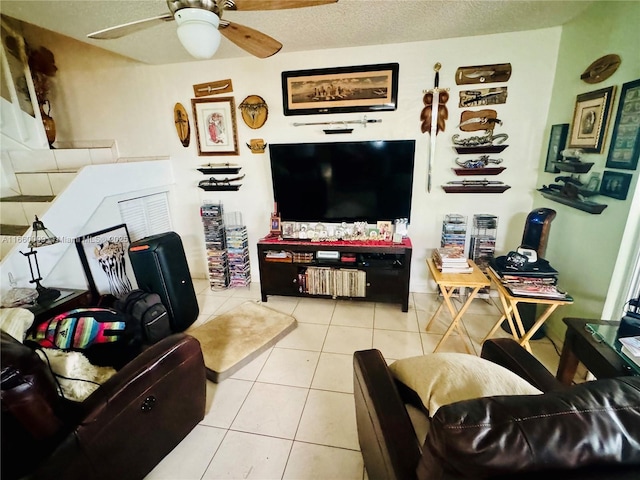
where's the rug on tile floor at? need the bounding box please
[188,301,297,383]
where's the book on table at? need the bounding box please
[619,336,640,367]
[433,248,473,273]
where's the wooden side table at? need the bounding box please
[27,288,93,326]
[425,258,490,353]
[483,268,573,352]
[557,317,638,385]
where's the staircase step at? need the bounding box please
[0,195,56,202]
[0,224,29,236]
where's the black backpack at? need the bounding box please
[115,290,171,344]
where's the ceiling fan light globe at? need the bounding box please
[175,8,221,59]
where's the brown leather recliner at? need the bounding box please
[1,331,206,480]
[353,338,640,480]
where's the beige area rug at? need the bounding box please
[188,301,297,383]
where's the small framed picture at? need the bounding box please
[281,221,295,238]
[270,214,281,235]
[599,170,632,200]
[605,78,640,171]
[544,123,569,173]
[568,86,616,153]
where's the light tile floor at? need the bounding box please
[146,281,564,480]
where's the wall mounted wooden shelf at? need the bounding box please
[452,166,506,176]
[454,145,508,154]
[442,185,511,193]
[539,190,607,214]
[198,185,241,191]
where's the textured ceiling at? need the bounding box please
[0,0,595,65]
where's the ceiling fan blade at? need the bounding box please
[88,13,174,40]
[219,21,282,58]
[228,0,338,11]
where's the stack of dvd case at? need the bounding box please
[201,203,230,289]
[226,225,251,287]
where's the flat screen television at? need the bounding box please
[269,140,416,224]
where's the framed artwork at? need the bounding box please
[75,224,136,298]
[281,63,399,116]
[600,170,632,200]
[270,214,281,235]
[606,78,640,170]
[544,123,569,173]
[191,97,239,155]
[281,221,295,237]
[568,86,615,152]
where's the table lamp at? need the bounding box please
[20,215,60,304]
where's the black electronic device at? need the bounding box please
[269,140,416,224]
[521,208,556,258]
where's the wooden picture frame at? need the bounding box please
[544,123,569,173]
[75,224,135,298]
[606,78,640,170]
[191,97,239,155]
[568,86,615,153]
[281,63,399,116]
[600,170,632,200]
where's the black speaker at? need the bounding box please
[128,232,199,332]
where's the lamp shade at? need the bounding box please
[28,216,59,248]
[175,8,221,60]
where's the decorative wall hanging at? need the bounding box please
[606,78,640,170]
[422,63,449,193]
[568,86,615,153]
[457,109,501,132]
[453,155,505,176]
[455,63,512,85]
[544,124,569,173]
[238,95,268,129]
[580,54,621,84]
[452,131,509,154]
[600,170,632,200]
[193,79,233,97]
[75,224,135,298]
[247,139,267,153]
[292,115,381,134]
[281,63,399,116]
[174,103,190,147]
[458,87,508,107]
[192,97,239,156]
[198,175,245,191]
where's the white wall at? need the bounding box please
[23,24,562,293]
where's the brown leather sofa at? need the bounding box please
[354,338,640,479]
[1,331,206,480]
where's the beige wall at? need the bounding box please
[537,1,640,340]
[21,22,563,294]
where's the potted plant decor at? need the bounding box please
[28,45,58,146]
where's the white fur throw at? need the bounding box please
[36,349,116,402]
[389,352,542,416]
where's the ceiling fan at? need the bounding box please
[87,0,337,60]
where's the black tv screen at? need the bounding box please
[269,140,415,223]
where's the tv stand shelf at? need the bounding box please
[257,237,412,311]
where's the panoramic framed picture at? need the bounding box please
[544,123,569,173]
[192,97,239,155]
[75,224,135,298]
[281,63,399,116]
[606,78,640,170]
[568,86,615,152]
[599,170,632,200]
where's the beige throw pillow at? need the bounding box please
[389,352,542,416]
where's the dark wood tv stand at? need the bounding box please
[257,237,412,311]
